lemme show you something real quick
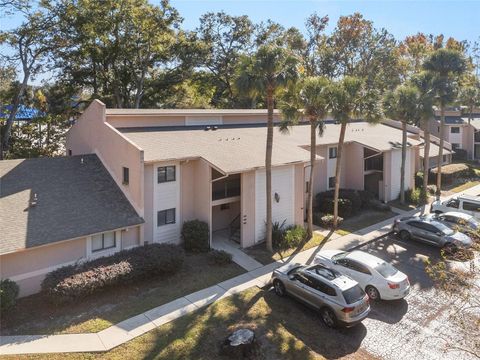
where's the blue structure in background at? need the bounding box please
[0,105,45,121]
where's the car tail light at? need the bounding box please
[341,306,355,313]
[388,282,400,289]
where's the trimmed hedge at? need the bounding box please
[208,250,233,265]
[41,244,185,304]
[0,279,19,313]
[182,220,210,252]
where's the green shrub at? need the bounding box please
[0,279,19,312]
[314,213,344,229]
[415,172,424,188]
[405,188,422,206]
[316,189,367,218]
[208,250,233,265]
[182,220,210,252]
[42,244,185,304]
[281,225,307,249]
[272,220,287,249]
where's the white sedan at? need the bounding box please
[313,250,410,301]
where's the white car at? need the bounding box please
[433,211,480,232]
[431,195,480,219]
[313,250,410,301]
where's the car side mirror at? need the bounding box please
[289,274,297,281]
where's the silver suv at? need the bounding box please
[270,263,370,328]
[392,215,472,249]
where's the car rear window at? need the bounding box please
[375,262,398,278]
[468,218,480,229]
[342,284,365,304]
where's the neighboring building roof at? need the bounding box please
[465,118,480,130]
[120,122,421,174]
[434,115,465,125]
[106,108,282,116]
[0,155,144,255]
[419,142,453,158]
[0,105,45,120]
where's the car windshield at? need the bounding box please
[287,266,304,276]
[374,262,398,278]
[342,284,365,305]
[431,221,454,235]
[331,251,348,262]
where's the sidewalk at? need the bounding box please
[0,204,434,356]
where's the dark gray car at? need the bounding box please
[270,263,370,328]
[392,215,472,249]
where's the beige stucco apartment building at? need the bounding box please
[430,109,480,160]
[1,100,427,297]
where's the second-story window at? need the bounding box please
[158,166,176,183]
[451,127,460,134]
[329,147,337,159]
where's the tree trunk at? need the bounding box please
[400,120,407,204]
[307,118,316,238]
[265,89,274,252]
[333,122,347,228]
[1,71,30,158]
[423,125,430,204]
[435,105,445,199]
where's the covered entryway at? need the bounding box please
[211,171,241,243]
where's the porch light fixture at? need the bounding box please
[274,192,280,203]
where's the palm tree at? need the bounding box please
[328,76,383,227]
[235,45,298,251]
[279,76,330,237]
[410,72,435,203]
[384,85,420,204]
[459,82,480,126]
[423,48,467,197]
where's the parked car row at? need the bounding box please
[269,195,480,329]
[270,249,410,328]
[392,210,478,250]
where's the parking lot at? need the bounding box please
[324,234,478,360]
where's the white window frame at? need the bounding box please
[328,146,338,159]
[87,230,122,259]
[328,176,336,190]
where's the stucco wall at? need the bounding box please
[107,115,186,128]
[241,171,256,248]
[66,100,145,217]
[212,201,240,231]
[294,163,305,225]
[144,164,154,242]
[1,225,142,297]
[1,238,87,297]
[192,160,212,242]
[343,142,364,190]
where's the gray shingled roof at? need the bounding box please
[120,122,420,174]
[0,155,144,254]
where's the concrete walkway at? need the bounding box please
[0,200,456,356]
[211,230,263,271]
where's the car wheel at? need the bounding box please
[366,285,381,301]
[399,230,411,241]
[320,307,337,328]
[273,280,286,297]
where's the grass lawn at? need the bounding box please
[335,210,397,236]
[244,234,325,266]
[10,287,372,360]
[0,253,245,336]
[449,180,480,193]
[387,199,419,212]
